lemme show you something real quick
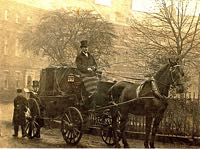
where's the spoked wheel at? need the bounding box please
[25,117,39,138]
[61,107,83,145]
[101,110,121,146]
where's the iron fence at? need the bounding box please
[126,93,200,139]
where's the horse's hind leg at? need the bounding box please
[120,108,129,148]
[150,114,164,148]
[111,108,120,148]
[144,116,153,148]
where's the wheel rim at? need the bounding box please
[61,107,83,145]
[101,110,121,146]
[25,118,39,138]
[101,125,116,146]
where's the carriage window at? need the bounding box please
[95,0,112,6]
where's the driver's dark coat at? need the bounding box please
[75,52,97,74]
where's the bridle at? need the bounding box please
[137,63,184,99]
[169,64,183,88]
[149,64,183,98]
[153,64,182,87]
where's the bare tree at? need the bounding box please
[20,9,116,67]
[124,0,200,72]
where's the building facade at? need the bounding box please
[0,0,48,100]
[1,0,198,100]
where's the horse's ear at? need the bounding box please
[168,58,172,65]
[168,57,178,66]
[175,57,180,64]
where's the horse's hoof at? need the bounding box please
[150,142,155,148]
[124,144,129,148]
[115,143,121,148]
[144,143,149,148]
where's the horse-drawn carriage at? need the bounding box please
[26,59,185,148]
[26,66,119,145]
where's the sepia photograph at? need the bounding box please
[0,0,200,148]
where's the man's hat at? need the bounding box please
[17,89,22,93]
[80,40,88,48]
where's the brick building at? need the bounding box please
[0,0,48,100]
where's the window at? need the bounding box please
[4,10,8,20]
[15,39,20,56]
[16,14,19,23]
[95,0,112,6]
[15,71,21,88]
[26,49,30,57]
[3,71,9,89]
[131,0,159,13]
[27,16,32,23]
[4,38,8,55]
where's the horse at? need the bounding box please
[108,59,185,148]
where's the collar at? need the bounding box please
[82,51,89,57]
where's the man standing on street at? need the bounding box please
[12,89,27,137]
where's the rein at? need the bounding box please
[105,71,144,81]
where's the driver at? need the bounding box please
[75,40,98,109]
[75,40,97,75]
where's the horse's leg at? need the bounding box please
[144,116,153,148]
[111,107,120,148]
[120,107,129,148]
[150,113,164,148]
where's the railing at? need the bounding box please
[126,93,200,139]
[91,92,200,139]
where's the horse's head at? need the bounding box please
[168,58,184,93]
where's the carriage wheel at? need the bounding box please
[61,107,83,145]
[25,117,39,139]
[101,110,121,146]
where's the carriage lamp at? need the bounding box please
[67,75,75,82]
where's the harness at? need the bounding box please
[136,76,165,99]
[136,64,181,99]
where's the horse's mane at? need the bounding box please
[154,64,170,79]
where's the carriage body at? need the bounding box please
[38,67,85,118]
[28,66,118,145]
